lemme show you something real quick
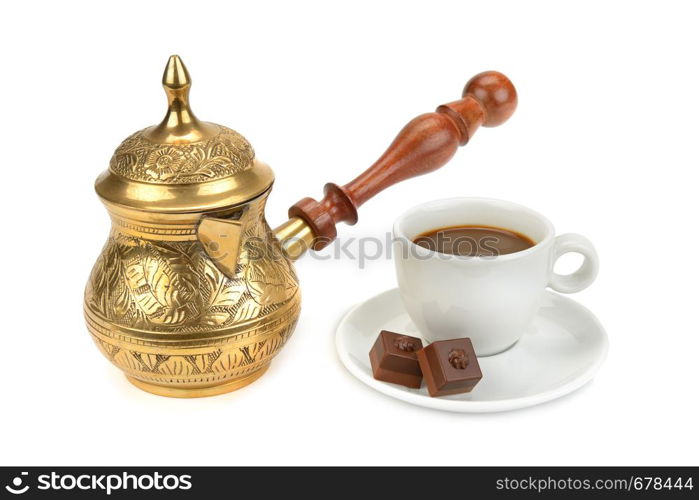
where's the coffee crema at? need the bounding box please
[413,225,535,257]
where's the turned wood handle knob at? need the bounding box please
[289,71,517,250]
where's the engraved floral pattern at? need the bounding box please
[84,197,301,386]
[109,125,255,184]
[84,199,299,333]
[144,147,185,181]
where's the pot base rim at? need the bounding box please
[125,363,270,398]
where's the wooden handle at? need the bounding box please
[289,71,517,250]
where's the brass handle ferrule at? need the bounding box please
[273,217,316,261]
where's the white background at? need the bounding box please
[1,0,697,466]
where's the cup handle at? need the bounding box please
[548,233,599,294]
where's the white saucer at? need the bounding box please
[336,288,608,413]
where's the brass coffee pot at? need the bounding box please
[84,56,517,397]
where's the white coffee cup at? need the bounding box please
[393,197,599,356]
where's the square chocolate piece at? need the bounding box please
[369,330,424,388]
[416,338,482,397]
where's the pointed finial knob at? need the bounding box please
[163,55,192,95]
[144,55,217,143]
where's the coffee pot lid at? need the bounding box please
[95,55,274,213]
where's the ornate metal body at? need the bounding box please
[84,192,301,397]
[84,56,304,397]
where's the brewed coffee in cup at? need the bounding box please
[393,198,599,356]
[413,225,535,257]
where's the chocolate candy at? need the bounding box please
[369,330,423,388]
[416,338,482,397]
